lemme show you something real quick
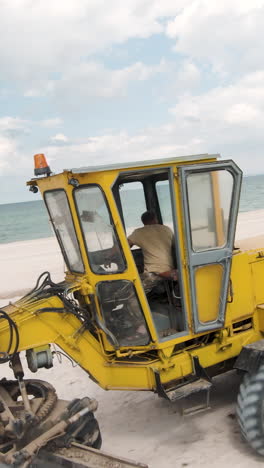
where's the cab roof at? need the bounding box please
[66,153,220,175]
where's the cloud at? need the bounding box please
[24,82,54,97]
[48,60,169,104]
[0,116,65,176]
[21,58,199,109]
[3,67,264,177]
[170,61,201,95]
[0,136,17,170]
[51,133,69,142]
[0,1,184,85]
[2,1,264,188]
[43,130,194,173]
[0,118,27,174]
[166,0,264,76]
[0,134,30,175]
[40,118,63,128]
[170,70,264,130]
[36,69,264,176]
[0,1,198,105]
[2,1,264,97]
[0,117,29,132]
[2,63,264,180]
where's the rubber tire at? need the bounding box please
[237,365,264,455]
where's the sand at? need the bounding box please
[1,210,264,467]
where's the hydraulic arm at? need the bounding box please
[0,272,148,467]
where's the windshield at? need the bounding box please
[75,185,126,274]
[187,170,233,251]
[45,190,84,273]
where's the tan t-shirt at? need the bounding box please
[128,224,174,273]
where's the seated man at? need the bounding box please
[128,211,177,294]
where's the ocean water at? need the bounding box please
[0,174,263,244]
[0,200,53,244]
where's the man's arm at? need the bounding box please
[128,229,139,248]
[128,238,134,247]
[159,269,178,281]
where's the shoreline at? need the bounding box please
[0,235,54,248]
[1,208,264,247]
[0,237,64,302]
[1,208,264,303]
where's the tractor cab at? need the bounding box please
[29,154,242,352]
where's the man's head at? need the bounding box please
[141,211,158,226]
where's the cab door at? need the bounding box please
[179,160,242,333]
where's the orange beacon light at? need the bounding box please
[34,154,51,177]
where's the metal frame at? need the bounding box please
[179,160,242,333]
[167,167,189,336]
[68,154,220,174]
[111,165,189,341]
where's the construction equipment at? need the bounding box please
[1,152,264,463]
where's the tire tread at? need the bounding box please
[236,365,264,455]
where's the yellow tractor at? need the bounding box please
[1,152,264,465]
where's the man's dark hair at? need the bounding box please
[141,211,157,225]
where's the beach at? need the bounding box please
[0,210,264,467]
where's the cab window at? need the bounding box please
[119,182,146,236]
[75,185,126,274]
[187,170,233,251]
[45,190,84,273]
[155,180,173,229]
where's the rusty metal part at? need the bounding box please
[10,354,34,420]
[0,378,58,464]
[34,442,149,468]
[5,401,97,466]
[31,380,57,424]
[17,380,33,417]
[3,379,57,425]
[0,378,101,467]
[0,376,147,468]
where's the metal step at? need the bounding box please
[166,378,212,402]
[166,378,212,415]
[154,357,213,414]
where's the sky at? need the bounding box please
[1,0,264,203]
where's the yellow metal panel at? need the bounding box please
[195,264,223,323]
[226,253,255,324]
[257,306,264,332]
[1,294,264,391]
[251,259,264,305]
